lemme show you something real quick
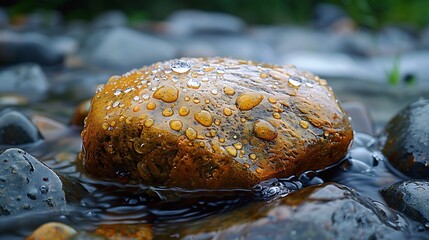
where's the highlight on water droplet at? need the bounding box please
[187,78,201,89]
[288,75,302,87]
[171,60,191,74]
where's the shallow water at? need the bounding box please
[1,122,427,239]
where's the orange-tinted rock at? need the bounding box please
[70,99,91,127]
[80,58,353,189]
[26,222,77,240]
[94,224,152,240]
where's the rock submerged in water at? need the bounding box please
[381,98,429,179]
[179,183,408,239]
[80,57,353,189]
[381,180,429,223]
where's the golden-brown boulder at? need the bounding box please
[80,58,353,189]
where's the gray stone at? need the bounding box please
[0,148,67,216]
[0,63,49,101]
[51,35,79,56]
[0,31,64,66]
[381,180,429,223]
[166,10,245,36]
[375,27,416,56]
[180,183,409,239]
[0,109,43,146]
[0,7,8,28]
[382,98,429,179]
[92,10,127,29]
[50,70,112,102]
[80,27,177,70]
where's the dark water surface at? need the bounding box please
[0,124,426,239]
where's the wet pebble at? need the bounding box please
[0,63,49,101]
[27,222,77,240]
[0,108,43,146]
[182,183,408,239]
[381,99,429,178]
[381,180,429,223]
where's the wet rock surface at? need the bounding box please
[0,148,67,216]
[80,57,353,189]
[381,98,429,178]
[381,180,429,223]
[180,183,409,240]
[0,108,43,146]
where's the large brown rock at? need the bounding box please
[80,57,353,189]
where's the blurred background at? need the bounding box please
[1,0,429,130]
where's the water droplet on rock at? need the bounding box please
[253,119,278,141]
[225,146,237,157]
[113,89,122,96]
[179,106,190,116]
[171,60,191,74]
[187,78,201,89]
[194,110,213,127]
[223,86,236,96]
[236,93,264,111]
[223,107,232,116]
[153,85,179,103]
[162,108,174,117]
[185,127,197,140]
[169,120,183,131]
[288,75,302,87]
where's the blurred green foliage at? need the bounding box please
[3,0,429,28]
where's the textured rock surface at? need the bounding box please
[179,183,408,239]
[0,148,67,216]
[382,98,429,178]
[27,222,77,240]
[80,57,353,189]
[0,148,86,216]
[381,180,429,223]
